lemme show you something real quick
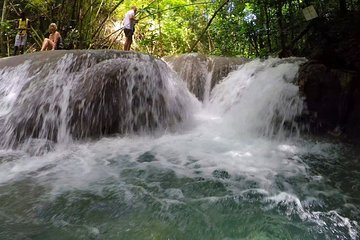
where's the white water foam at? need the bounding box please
[209,58,306,139]
[266,192,359,239]
[0,62,32,117]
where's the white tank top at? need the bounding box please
[123,9,135,30]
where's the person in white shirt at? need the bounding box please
[123,6,137,51]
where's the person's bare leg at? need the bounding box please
[14,46,18,55]
[124,38,130,51]
[41,38,49,51]
[41,38,55,51]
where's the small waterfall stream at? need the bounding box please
[209,58,305,139]
[0,51,358,240]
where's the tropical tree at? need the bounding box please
[0,0,358,57]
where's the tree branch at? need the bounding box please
[91,0,124,41]
[189,0,230,52]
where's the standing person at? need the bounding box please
[123,6,138,51]
[14,12,30,55]
[40,23,63,51]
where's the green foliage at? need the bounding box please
[0,20,12,33]
[0,0,359,57]
[63,29,80,49]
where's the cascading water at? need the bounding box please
[164,53,246,103]
[209,58,305,139]
[0,52,358,240]
[0,50,198,152]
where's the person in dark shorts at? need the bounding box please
[123,6,137,51]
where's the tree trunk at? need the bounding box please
[208,31,213,52]
[189,0,230,52]
[264,2,272,52]
[72,0,77,21]
[91,0,124,41]
[157,2,163,56]
[1,0,8,56]
[248,32,259,56]
[288,0,294,41]
[276,0,286,51]
[339,0,347,15]
[78,0,84,48]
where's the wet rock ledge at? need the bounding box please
[296,12,360,140]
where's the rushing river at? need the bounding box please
[0,53,358,239]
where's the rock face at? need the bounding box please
[163,53,247,101]
[298,61,360,137]
[302,13,360,73]
[0,50,197,147]
[296,12,360,139]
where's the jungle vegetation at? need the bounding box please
[0,0,359,57]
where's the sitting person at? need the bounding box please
[40,23,63,51]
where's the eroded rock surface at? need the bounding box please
[164,53,247,101]
[298,61,360,138]
[0,50,197,147]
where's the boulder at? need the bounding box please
[298,60,360,138]
[0,50,196,147]
[297,12,360,139]
[163,53,247,101]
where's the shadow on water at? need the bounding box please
[300,137,360,221]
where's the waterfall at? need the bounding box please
[0,53,306,148]
[164,53,246,102]
[208,57,306,139]
[0,50,199,152]
[0,53,358,240]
